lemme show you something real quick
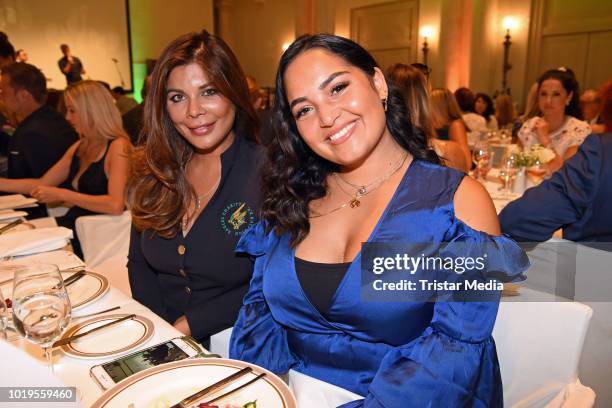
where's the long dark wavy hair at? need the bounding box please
[262,33,439,246]
[537,68,582,119]
[129,30,259,238]
[475,93,495,121]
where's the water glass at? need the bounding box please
[472,141,491,181]
[11,264,71,371]
[499,154,518,198]
[0,287,7,341]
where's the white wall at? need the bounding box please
[0,0,132,90]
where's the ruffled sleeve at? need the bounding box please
[341,224,529,408]
[229,222,299,374]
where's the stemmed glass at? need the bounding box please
[526,159,547,186]
[498,153,518,198]
[0,287,7,341]
[11,264,71,371]
[472,141,491,181]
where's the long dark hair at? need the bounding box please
[262,33,439,246]
[130,30,259,238]
[537,68,582,119]
[475,93,495,121]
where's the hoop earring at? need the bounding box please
[382,98,388,112]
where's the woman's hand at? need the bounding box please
[30,186,67,204]
[534,118,551,146]
[173,315,192,336]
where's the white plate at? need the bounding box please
[0,270,109,310]
[59,314,154,359]
[91,358,297,408]
[0,210,28,221]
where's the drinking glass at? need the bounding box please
[499,128,511,145]
[498,154,518,198]
[526,159,547,186]
[472,141,491,181]
[11,264,71,371]
[0,287,7,341]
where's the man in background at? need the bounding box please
[122,75,151,145]
[58,44,85,86]
[0,63,79,216]
[111,86,138,115]
[580,89,604,133]
[14,49,28,63]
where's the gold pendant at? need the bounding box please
[350,198,361,208]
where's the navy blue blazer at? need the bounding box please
[500,133,612,243]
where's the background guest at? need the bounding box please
[430,88,471,166]
[0,80,130,256]
[122,75,151,145]
[454,87,488,144]
[513,82,540,139]
[501,83,612,243]
[14,49,28,63]
[495,93,517,131]
[387,63,468,172]
[518,68,591,172]
[245,74,272,144]
[128,30,262,345]
[111,86,138,114]
[580,88,604,133]
[0,35,15,69]
[0,63,78,217]
[58,44,85,86]
[475,92,498,131]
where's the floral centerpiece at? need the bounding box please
[507,144,556,168]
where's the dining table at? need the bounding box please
[3,270,188,407]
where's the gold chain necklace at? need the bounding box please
[181,164,221,232]
[309,152,409,218]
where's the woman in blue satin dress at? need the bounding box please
[230,34,529,407]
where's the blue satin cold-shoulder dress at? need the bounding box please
[230,159,529,407]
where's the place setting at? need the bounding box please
[91,357,297,408]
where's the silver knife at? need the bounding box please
[52,314,136,348]
[0,219,23,234]
[170,366,253,408]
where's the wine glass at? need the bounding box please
[11,264,71,371]
[498,154,518,198]
[472,141,491,181]
[526,159,547,186]
[0,287,7,341]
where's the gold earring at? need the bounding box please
[382,98,388,112]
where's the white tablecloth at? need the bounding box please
[3,286,186,407]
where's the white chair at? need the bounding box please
[209,326,233,358]
[75,211,132,295]
[493,301,595,407]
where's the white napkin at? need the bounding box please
[0,210,28,221]
[0,194,38,210]
[289,369,363,407]
[0,227,73,258]
[3,249,85,271]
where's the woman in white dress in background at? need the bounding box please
[518,68,591,172]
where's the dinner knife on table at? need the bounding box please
[52,314,136,348]
[170,366,253,408]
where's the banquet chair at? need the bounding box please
[493,301,595,407]
[75,211,132,295]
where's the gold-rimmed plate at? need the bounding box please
[91,357,296,408]
[0,270,109,310]
[59,313,154,359]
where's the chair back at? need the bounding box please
[493,301,593,407]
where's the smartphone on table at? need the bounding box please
[90,336,201,390]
